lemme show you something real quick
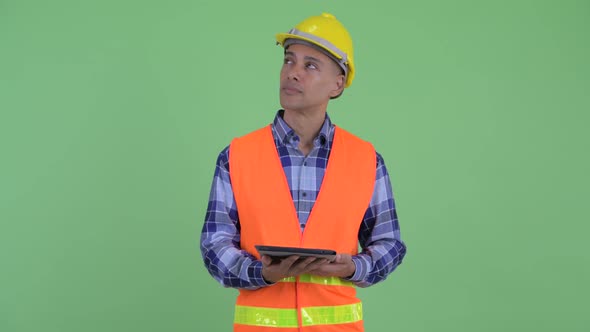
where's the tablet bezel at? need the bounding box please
[255,245,337,262]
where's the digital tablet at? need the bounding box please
[255,245,337,262]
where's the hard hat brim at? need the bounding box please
[277,33,344,61]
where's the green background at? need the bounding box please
[1,0,589,331]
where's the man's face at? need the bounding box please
[279,43,344,113]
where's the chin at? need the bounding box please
[279,97,299,111]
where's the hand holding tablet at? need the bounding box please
[255,245,337,262]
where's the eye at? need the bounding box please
[306,62,318,70]
[284,58,293,65]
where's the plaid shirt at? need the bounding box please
[201,111,406,289]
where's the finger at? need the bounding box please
[279,255,300,270]
[287,257,317,275]
[304,258,330,271]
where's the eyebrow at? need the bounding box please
[285,51,324,65]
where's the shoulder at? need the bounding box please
[333,126,390,171]
[334,126,376,154]
[218,125,272,172]
[338,127,386,170]
[375,151,385,167]
[231,126,272,146]
[215,145,231,172]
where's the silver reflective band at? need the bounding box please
[286,28,349,73]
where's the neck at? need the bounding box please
[282,109,326,155]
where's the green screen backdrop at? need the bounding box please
[1,0,589,331]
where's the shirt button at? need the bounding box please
[303,161,307,166]
[302,192,307,197]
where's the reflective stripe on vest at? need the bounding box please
[235,303,363,328]
[279,274,354,287]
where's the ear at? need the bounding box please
[329,74,345,98]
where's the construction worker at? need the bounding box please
[201,13,407,331]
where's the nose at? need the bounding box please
[285,64,301,82]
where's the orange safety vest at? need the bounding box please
[229,124,376,332]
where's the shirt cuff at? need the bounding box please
[248,260,275,287]
[344,255,370,283]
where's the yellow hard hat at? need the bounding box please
[276,13,355,88]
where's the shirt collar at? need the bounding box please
[272,110,333,148]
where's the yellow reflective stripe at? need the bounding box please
[234,306,298,328]
[302,303,363,326]
[278,274,354,287]
[234,303,363,327]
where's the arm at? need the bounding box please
[200,147,269,290]
[347,152,407,287]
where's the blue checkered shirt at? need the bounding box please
[201,111,406,289]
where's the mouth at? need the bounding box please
[281,85,302,95]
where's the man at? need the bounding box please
[201,13,406,332]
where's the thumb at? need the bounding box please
[335,253,351,264]
[261,255,273,266]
